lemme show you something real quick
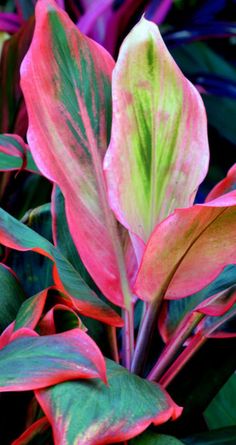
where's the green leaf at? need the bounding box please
[170,42,236,144]
[36,359,181,444]
[0,263,25,333]
[130,431,184,444]
[8,204,53,296]
[204,373,236,429]
[182,427,236,445]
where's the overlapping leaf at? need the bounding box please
[21,0,131,308]
[0,328,106,391]
[159,265,236,342]
[0,206,123,326]
[0,134,38,172]
[36,359,181,445]
[104,17,209,246]
[206,164,236,202]
[135,192,236,302]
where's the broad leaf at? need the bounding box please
[21,0,130,308]
[0,206,123,326]
[135,192,236,302]
[204,373,236,430]
[36,359,181,444]
[104,17,209,245]
[0,328,106,391]
[12,417,52,445]
[0,263,25,332]
[0,134,38,172]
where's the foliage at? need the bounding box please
[0,0,235,444]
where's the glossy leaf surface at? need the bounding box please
[135,193,236,302]
[36,359,181,444]
[21,0,130,308]
[0,206,123,326]
[104,17,209,244]
[0,328,106,391]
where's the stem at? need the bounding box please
[122,302,134,370]
[147,312,204,381]
[131,297,162,375]
[159,332,206,388]
[107,326,119,364]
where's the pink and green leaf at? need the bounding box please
[0,206,123,326]
[38,303,85,334]
[135,192,236,303]
[0,134,38,172]
[36,358,181,445]
[21,0,130,308]
[159,265,236,342]
[104,17,209,245]
[0,327,106,391]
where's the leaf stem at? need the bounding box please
[131,297,162,375]
[147,311,204,381]
[107,326,119,364]
[122,301,134,370]
[159,332,206,388]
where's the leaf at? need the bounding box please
[21,0,130,308]
[36,359,181,445]
[38,303,85,334]
[0,134,38,172]
[134,192,236,302]
[182,426,236,445]
[0,206,123,326]
[159,265,236,341]
[0,328,106,391]
[7,203,54,296]
[0,17,34,135]
[0,263,25,333]
[12,417,52,445]
[104,17,209,245]
[14,288,51,331]
[206,164,236,201]
[204,373,236,430]
[130,430,184,444]
[170,41,236,144]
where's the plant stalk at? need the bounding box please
[147,311,204,381]
[131,297,162,375]
[122,302,134,370]
[159,332,206,388]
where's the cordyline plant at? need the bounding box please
[0,0,236,444]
